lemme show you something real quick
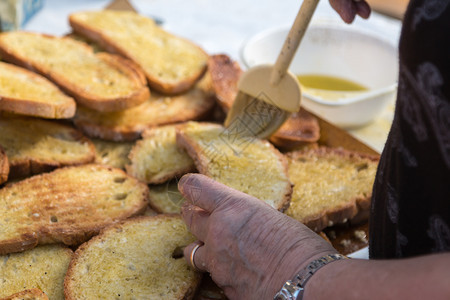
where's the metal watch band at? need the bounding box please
[273,253,349,300]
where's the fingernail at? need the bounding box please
[178,173,194,192]
[179,174,203,203]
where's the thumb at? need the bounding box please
[178,173,259,213]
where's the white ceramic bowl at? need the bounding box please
[241,20,398,128]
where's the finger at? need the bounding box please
[178,173,257,213]
[355,0,371,19]
[184,241,208,272]
[181,201,210,241]
[329,0,356,23]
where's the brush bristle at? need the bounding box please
[224,92,290,139]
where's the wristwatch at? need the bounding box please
[273,254,348,300]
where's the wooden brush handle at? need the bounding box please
[270,0,320,86]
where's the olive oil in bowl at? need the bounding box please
[297,74,369,101]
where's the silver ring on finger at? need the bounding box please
[189,241,204,272]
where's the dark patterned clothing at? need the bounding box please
[369,0,450,259]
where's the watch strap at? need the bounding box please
[273,253,349,300]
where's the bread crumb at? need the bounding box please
[339,239,351,248]
[354,230,368,243]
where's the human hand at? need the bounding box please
[179,173,337,300]
[329,0,371,23]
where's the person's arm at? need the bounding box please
[306,252,450,300]
[179,174,450,300]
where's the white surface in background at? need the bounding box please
[348,246,369,259]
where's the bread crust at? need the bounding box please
[176,122,292,212]
[73,81,216,142]
[269,109,320,149]
[126,125,196,184]
[0,62,76,119]
[64,215,202,300]
[286,147,379,231]
[0,32,150,112]
[0,117,96,179]
[8,134,95,179]
[0,96,75,119]
[0,288,49,300]
[0,164,149,255]
[0,234,39,257]
[208,54,243,112]
[69,13,208,95]
[208,54,320,148]
[0,146,9,184]
[71,53,150,112]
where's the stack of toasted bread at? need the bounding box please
[0,9,379,300]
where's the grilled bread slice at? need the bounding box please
[127,125,195,184]
[0,62,76,119]
[269,109,320,149]
[143,206,158,217]
[74,74,215,141]
[0,116,95,179]
[0,146,8,184]
[0,289,49,300]
[65,32,103,53]
[64,215,201,300]
[69,10,208,95]
[148,180,185,214]
[208,54,243,112]
[0,164,148,255]
[286,147,379,231]
[176,122,292,211]
[92,138,133,169]
[0,245,73,300]
[208,54,320,148]
[0,31,149,112]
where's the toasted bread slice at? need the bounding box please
[208,54,320,148]
[92,138,133,169]
[0,116,95,179]
[143,206,159,216]
[0,289,49,300]
[208,54,243,112]
[176,122,292,211]
[65,32,103,53]
[0,31,149,112]
[286,147,379,231]
[64,215,201,300]
[0,146,8,184]
[0,164,148,255]
[73,74,215,141]
[269,109,320,149]
[0,245,72,299]
[69,10,208,95]
[0,62,76,119]
[127,125,195,184]
[148,180,185,214]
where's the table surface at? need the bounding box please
[24,0,403,153]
